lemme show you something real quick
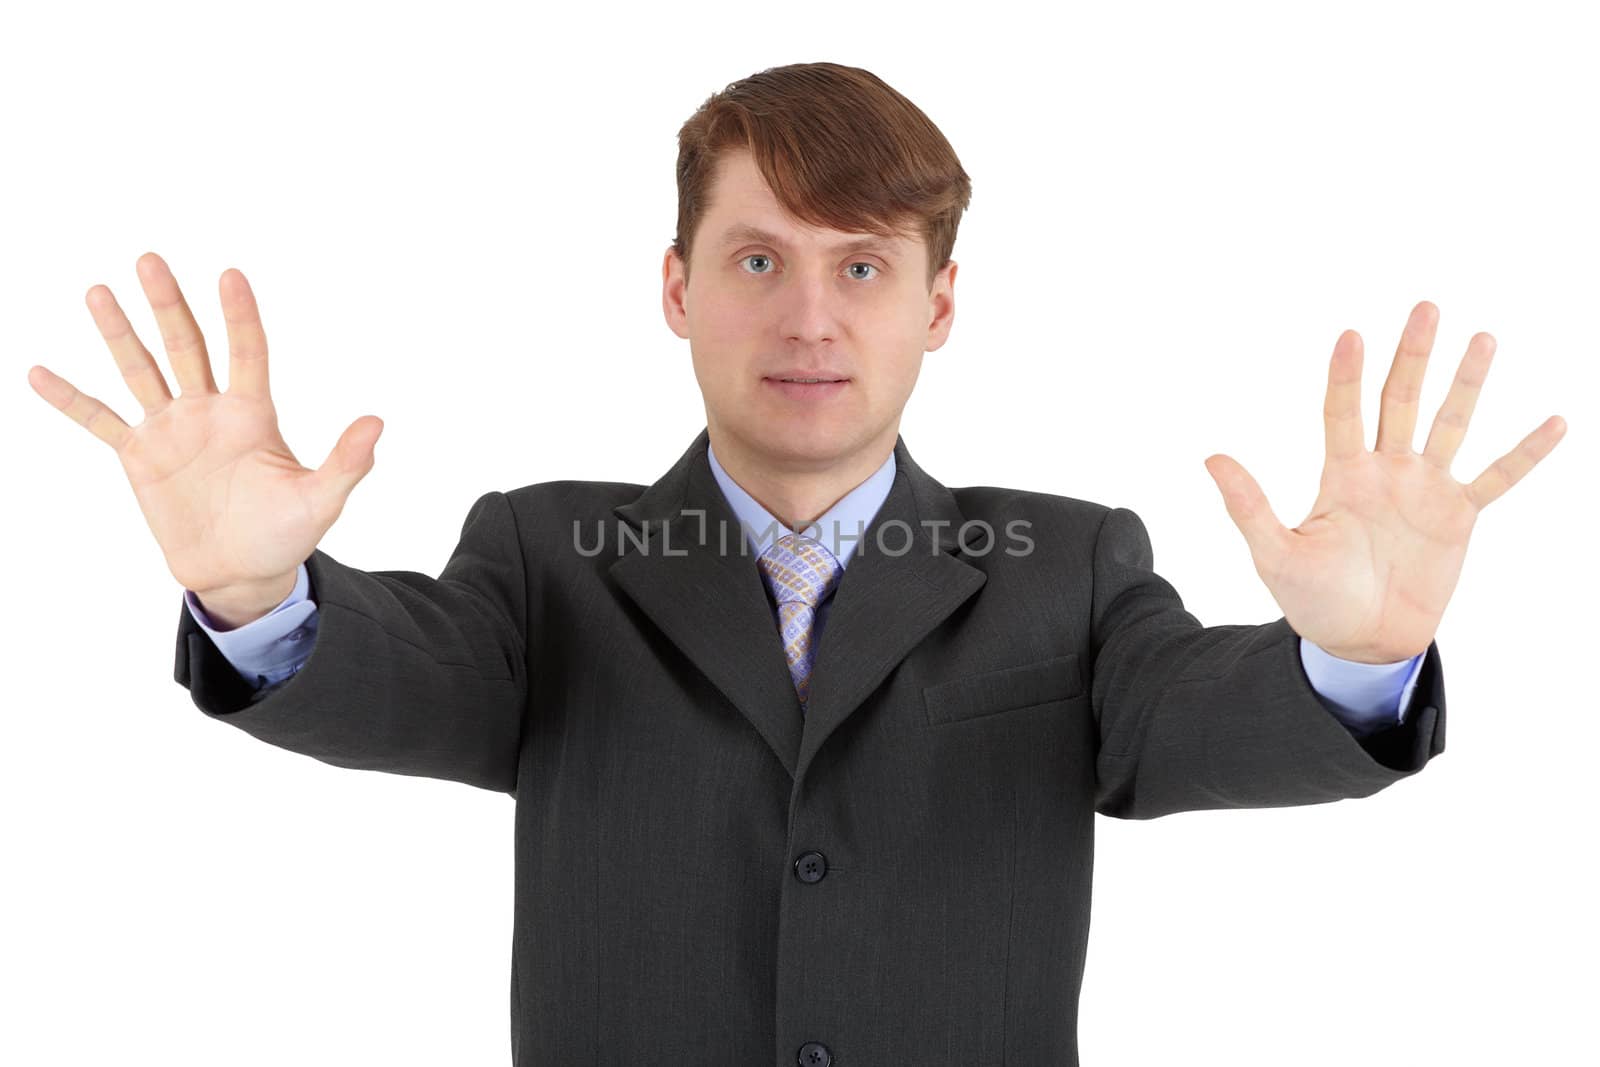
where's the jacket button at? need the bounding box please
[797,1040,832,1065]
[793,850,828,884]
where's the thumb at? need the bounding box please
[312,415,383,509]
[1204,454,1288,562]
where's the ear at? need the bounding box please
[662,246,689,340]
[925,259,957,352]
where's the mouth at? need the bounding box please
[763,376,851,400]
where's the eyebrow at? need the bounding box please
[719,223,899,258]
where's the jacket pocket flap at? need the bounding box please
[923,652,1083,726]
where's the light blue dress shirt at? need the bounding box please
[184,444,1426,734]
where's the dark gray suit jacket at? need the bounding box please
[173,426,1446,1066]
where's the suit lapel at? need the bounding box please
[609,427,989,783]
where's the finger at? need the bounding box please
[83,282,176,415]
[1464,415,1569,511]
[309,416,384,514]
[26,364,133,451]
[1204,454,1292,574]
[1375,300,1440,454]
[135,251,219,396]
[1421,331,1495,473]
[1323,329,1366,462]
[220,268,271,400]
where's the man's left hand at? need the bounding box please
[1203,300,1568,664]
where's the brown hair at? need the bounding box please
[672,62,972,293]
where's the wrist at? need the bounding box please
[192,571,298,630]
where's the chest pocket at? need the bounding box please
[922,652,1084,727]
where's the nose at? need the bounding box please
[777,270,845,346]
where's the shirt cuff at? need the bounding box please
[183,562,317,687]
[1299,636,1427,735]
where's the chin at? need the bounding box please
[746,420,859,464]
[781,433,849,458]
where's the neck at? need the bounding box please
[707,421,897,531]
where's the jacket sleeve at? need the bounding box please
[1089,506,1446,820]
[172,489,530,796]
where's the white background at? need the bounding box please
[4,1,1596,1063]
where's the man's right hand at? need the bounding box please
[27,251,383,625]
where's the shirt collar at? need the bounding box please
[706,439,896,568]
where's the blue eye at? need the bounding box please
[738,254,879,280]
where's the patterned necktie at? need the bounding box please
[755,532,843,713]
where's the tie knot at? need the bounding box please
[755,532,842,608]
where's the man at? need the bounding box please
[27,61,1567,1065]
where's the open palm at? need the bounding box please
[26,252,382,601]
[1204,301,1567,664]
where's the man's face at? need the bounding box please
[663,148,956,472]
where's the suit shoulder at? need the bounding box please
[491,479,646,545]
[949,483,1113,528]
[503,478,644,514]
